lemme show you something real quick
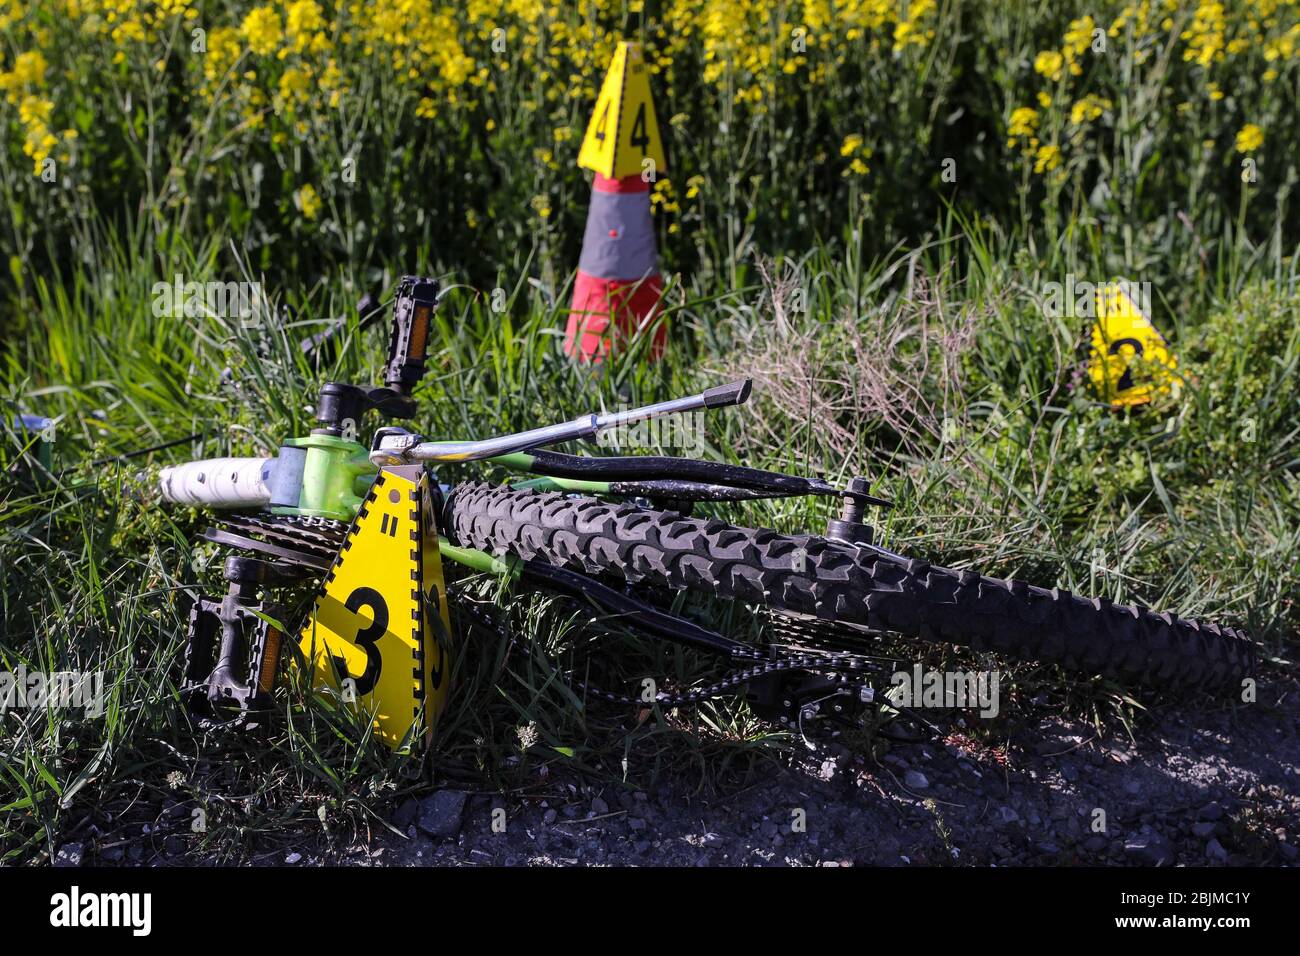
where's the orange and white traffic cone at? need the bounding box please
[566,40,668,363]
[563,172,665,362]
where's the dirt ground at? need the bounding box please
[57,675,1297,869]
[319,677,1298,867]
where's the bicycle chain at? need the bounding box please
[450,588,880,709]
[576,648,884,707]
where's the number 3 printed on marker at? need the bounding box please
[331,586,387,696]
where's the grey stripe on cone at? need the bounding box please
[578,191,660,281]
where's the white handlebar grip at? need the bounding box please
[158,457,274,508]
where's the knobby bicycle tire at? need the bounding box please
[444,482,1255,692]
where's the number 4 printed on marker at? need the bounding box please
[630,103,649,153]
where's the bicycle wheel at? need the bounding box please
[444,482,1255,692]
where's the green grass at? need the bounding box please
[1,206,1296,863]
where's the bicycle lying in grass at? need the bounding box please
[159,277,1255,744]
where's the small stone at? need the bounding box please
[100,845,124,863]
[1277,842,1298,862]
[1198,801,1224,822]
[542,808,558,825]
[417,790,468,840]
[1125,835,1175,867]
[994,805,1021,826]
[285,852,302,865]
[903,770,929,790]
[392,798,419,830]
[628,817,647,833]
[1205,839,1228,863]
[53,843,84,867]
[591,796,610,815]
[1191,821,1218,838]
[1084,835,1108,852]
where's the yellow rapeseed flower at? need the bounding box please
[240,6,282,57]
[297,184,322,220]
[1034,50,1064,81]
[276,66,311,114]
[1235,123,1264,153]
[286,0,324,51]
[1007,106,1039,147]
[1182,1,1226,68]
[1069,95,1111,125]
[12,49,49,86]
[1034,143,1062,173]
[893,0,935,52]
[1062,15,1095,74]
[18,94,53,127]
[0,49,50,104]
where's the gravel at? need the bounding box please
[72,676,1300,867]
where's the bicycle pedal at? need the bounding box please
[181,559,288,732]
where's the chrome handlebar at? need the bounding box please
[370,379,751,466]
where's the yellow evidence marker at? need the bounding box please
[297,465,452,751]
[1087,282,1181,408]
[577,40,667,179]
